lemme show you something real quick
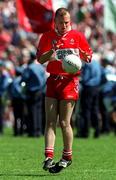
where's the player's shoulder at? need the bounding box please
[69,29,84,37]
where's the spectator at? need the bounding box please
[8,67,26,136]
[21,53,47,137]
[0,60,12,135]
[99,53,116,134]
[0,24,11,58]
[75,55,102,138]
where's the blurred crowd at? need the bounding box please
[0,0,116,138]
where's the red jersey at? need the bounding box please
[37,29,92,75]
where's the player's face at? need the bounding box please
[55,13,71,35]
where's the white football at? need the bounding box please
[62,54,82,74]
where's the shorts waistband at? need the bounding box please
[50,74,67,80]
[50,74,77,80]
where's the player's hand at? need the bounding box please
[51,40,64,61]
[49,49,60,61]
[79,48,91,62]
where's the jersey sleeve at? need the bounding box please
[36,33,52,61]
[79,32,93,63]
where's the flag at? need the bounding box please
[104,0,116,34]
[52,0,70,11]
[16,0,54,34]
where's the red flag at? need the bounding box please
[16,0,54,34]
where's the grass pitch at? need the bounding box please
[0,128,116,180]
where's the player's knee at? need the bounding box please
[60,120,70,129]
[46,120,56,128]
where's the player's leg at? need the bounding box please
[59,99,75,152]
[49,99,75,173]
[43,97,58,170]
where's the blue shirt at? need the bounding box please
[100,66,116,94]
[0,71,12,96]
[8,76,26,99]
[81,60,102,86]
[21,62,46,93]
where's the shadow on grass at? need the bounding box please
[0,172,59,177]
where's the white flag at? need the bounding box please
[104,0,116,33]
[52,0,70,11]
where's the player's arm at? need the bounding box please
[38,49,54,64]
[79,48,92,62]
[79,33,93,63]
[36,33,56,64]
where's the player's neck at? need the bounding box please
[55,27,72,37]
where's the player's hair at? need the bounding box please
[54,8,70,20]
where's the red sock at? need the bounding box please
[62,149,72,161]
[45,147,54,159]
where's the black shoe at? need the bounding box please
[43,158,55,171]
[49,159,72,173]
